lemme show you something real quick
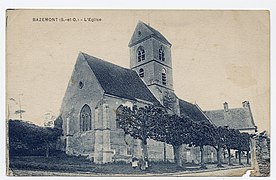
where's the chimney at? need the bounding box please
[223,102,229,112]
[242,101,250,109]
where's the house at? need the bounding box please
[205,101,257,134]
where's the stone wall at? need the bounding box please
[60,52,104,156]
[254,132,270,176]
[104,94,174,163]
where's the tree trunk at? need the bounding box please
[163,142,167,163]
[200,145,207,169]
[216,147,223,167]
[173,145,183,167]
[227,148,232,165]
[45,142,49,157]
[238,150,242,165]
[141,139,148,170]
[246,150,250,165]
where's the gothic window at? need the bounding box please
[139,68,144,78]
[80,104,92,132]
[137,46,145,62]
[162,68,167,85]
[159,46,165,61]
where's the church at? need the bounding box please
[59,21,256,164]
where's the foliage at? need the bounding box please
[116,105,165,143]
[224,128,240,150]
[8,119,62,156]
[54,115,63,129]
[190,122,215,147]
[116,104,253,167]
[238,132,251,151]
[161,114,194,146]
[116,105,166,169]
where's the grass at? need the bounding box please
[9,155,187,174]
[9,154,249,175]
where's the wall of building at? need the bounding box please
[130,37,173,91]
[130,38,154,68]
[102,94,174,163]
[60,53,104,156]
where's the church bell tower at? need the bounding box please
[128,21,179,113]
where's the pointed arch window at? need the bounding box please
[139,68,144,78]
[137,46,145,62]
[159,46,165,61]
[162,68,167,85]
[80,104,92,132]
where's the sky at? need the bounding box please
[6,10,270,133]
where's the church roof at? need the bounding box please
[81,52,160,105]
[128,21,171,47]
[178,99,211,124]
[204,108,256,130]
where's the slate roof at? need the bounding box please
[204,108,256,130]
[143,23,171,46]
[178,99,211,124]
[128,21,171,47]
[81,52,160,105]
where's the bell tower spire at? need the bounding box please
[128,21,178,113]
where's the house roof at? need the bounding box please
[128,21,171,47]
[178,99,210,124]
[204,108,256,130]
[81,52,160,105]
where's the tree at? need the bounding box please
[9,119,62,157]
[157,114,194,167]
[209,126,227,167]
[41,127,63,157]
[224,128,240,165]
[237,132,251,165]
[116,105,165,170]
[190,122,214,169]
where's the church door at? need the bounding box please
[80,104,92,132]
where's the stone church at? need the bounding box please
[59,21,256,164]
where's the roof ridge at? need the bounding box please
[80,51,131,72]
[205,107,245,112]
[128,21,171,47]
[142,22,171,46]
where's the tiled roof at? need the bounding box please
[128,21,171,47]
[204,108,256,130]
[178,99,210,124]
[81,52,160,105]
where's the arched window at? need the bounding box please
[80,104,92,132]
[162,68,167,85]
[139,68,144,78]
[159,46,165,61]
[137,46,145,62]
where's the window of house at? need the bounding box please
[127,147,132,155]
[162,68,167,85]
[159,46,165,61]
[139,68,144,78]
[80,104,92,132]
[137,46,145,62]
